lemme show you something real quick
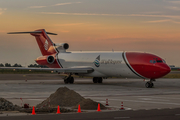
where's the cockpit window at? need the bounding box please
[156,60,163,63]
[150,59,166,64]
[150,60,156,63]
[162,59,166,63]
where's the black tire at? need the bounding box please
[98,77,103,83]
[93,77,98,83]
[151,83,154,88]
[69,77,74,84]
[145,82,150,88]
[64,79,69,84]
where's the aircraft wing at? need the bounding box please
[0,67,94,74]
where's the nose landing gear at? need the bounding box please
[145,79,155,88]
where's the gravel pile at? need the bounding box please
[36,87,106,110]
[72,98,106,110]
[36,87,85,108]
[0,98,21,111]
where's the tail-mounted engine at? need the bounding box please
[47,56,55,64]
[54,43,69,52]
[35,55,55,65]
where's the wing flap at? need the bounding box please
[0,67,94,74]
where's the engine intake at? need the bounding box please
[35,55,55,65]
[55,43,69,52]
[47,56,55,64]
[63,43,69,49]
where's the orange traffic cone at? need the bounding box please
[56,105,61,114]
[31,106,36,115]
[97,103,101,112]
[77,105,81,113]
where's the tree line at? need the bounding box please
[0,63,48,68]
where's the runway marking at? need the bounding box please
[137,95,180,100]
[138,97,169,102]
[114,117,130,119]
[93,98,180,106]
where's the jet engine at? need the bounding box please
[55,43,69,52]
[35,55,55,65]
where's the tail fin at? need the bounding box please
[8,29,58,56]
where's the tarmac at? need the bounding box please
[0,75,180,119]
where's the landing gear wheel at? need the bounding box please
[64,76,74,84]
[93,77,98,83]
[69,77,74,84]
[145,82,154,88]
[93,77,103,83]
[64,79,69,84]
[151,83,154,87]
[98,78,103,83]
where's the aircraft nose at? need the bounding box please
[160,64,171,76]
[125,52,171,79]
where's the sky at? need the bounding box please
[0,0,180,66]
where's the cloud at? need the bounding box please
[145,19,180,24]
[144,19,171,23]
[53,2,81,6]
[29,6,46,9]
[0,8,7,15]
[29,2,81,9]
[41,12,180,19]
[166,6,180,11]
[41,12,124,16]
[168,1,180,4]
[140,11,162,14]
[55,23,84,26]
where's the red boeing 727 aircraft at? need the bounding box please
[1,29,171,88]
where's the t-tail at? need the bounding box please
[8,29,69,56]
[8,29,69,68]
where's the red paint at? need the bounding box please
[35,54,60,68]
[30,29,57,56]
[126,52,171,79]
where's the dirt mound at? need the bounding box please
[0,98,21,111]
[36,87,85,108]
[73,98,106,110]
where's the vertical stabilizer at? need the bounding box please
[30,29,57,56]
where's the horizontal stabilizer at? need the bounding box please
[7,31,57,35]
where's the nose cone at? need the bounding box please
[125,52,171,79]
[160,64,171,76]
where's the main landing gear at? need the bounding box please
[64,75,74,84]
[145,79,155,88]
[93,77,103,83]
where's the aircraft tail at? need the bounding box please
[8,29,58,56]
